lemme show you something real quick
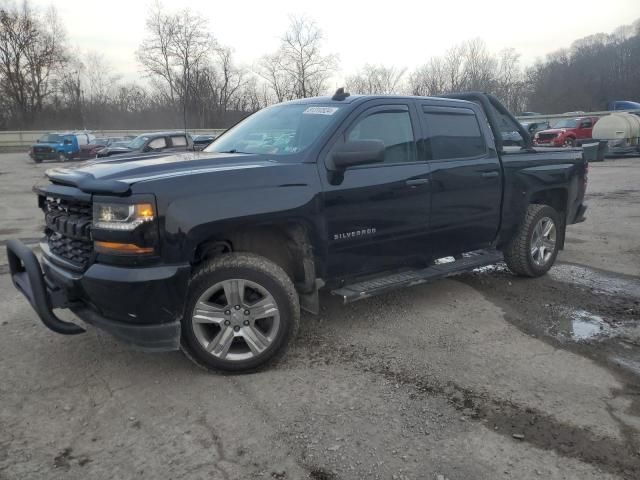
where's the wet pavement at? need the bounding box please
[0,153,639,479]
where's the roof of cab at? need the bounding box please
[284,94,474,107]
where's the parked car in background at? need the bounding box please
[533,117,598,147]
[78,137,135,160]
[96,132,194,158]
[191,134,217,150]
[29,131,95,163]
[607,100,640,112]
[521,120,550,136]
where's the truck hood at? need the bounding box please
[100,146,133,155]
[537,129,566,135]
[44,151,277,195]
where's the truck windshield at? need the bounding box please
[128,135,149,150]
[38,134,62,143]
[205,104,343,156]
[551,119,578,128]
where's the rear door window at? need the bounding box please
[421,107,487,160]
[170,135,188,147]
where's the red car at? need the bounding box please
[533,116,599,147]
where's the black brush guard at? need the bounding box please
[6,239,85,335]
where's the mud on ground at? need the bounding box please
[0,153,639,480]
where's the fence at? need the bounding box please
[3,107,640,150]
[0,129,226,150]
[515,109,640,123]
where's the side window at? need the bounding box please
[347,110,416,163]
[580,119,592,128]
[170,135,188,146]
[148,137,167,149]
[422,108,487,160]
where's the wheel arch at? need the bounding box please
[528,187,568,249]
[192,221,319,293]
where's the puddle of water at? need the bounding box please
[553,310,612,342]
[568,310,611,340]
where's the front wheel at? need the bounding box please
[563,138,576,148]
[503,204,561,277]
[57,152,67,162]
[181,253,300,372]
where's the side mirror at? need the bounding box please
[331,140,385,170]
[143,145,152,152]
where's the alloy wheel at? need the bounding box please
[191,279,280,361]
[530,217,556,267]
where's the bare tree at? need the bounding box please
[137,2,214,108]
[258,51,295,102]
[443,44,466,92]
[408,57,447,96]
[461,38,496,91]
[259,16,337,100]
[346,64,406,94]
[0,0,66,127]
[215,47,247,112]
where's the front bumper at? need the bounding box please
[7,239,190,352]
[32,151,59,160]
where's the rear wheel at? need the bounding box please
[503,204,561,277]
[181,253,300,372]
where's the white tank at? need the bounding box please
[593,113,640,144]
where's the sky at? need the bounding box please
[48,0,639,86]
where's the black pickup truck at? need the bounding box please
[7,91,588,372]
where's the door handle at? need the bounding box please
[406,178,430,187]
[481,171,499,178]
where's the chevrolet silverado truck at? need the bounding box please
[7,91,588,372]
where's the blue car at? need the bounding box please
[30,132,95,163]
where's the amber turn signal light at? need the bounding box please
[94,241,154,255]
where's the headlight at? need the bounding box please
[93,202,155,231]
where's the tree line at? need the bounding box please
[0,0,638,131]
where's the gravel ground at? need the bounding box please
[0,153,639,480]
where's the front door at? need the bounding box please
[319,101,432,280]
[576,118,594,143]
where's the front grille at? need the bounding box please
[43,196,93,269]
[34,146,53,153]
[537,133,557,142]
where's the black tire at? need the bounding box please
[57,152,66,162]
[181,253,300,373]
[503,204,561,277]
[564,137,576,148]
[33,157,42,164]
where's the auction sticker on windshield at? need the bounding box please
[303,106,339,115]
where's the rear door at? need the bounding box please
[418,102,502,257]
[319,100,433,279]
